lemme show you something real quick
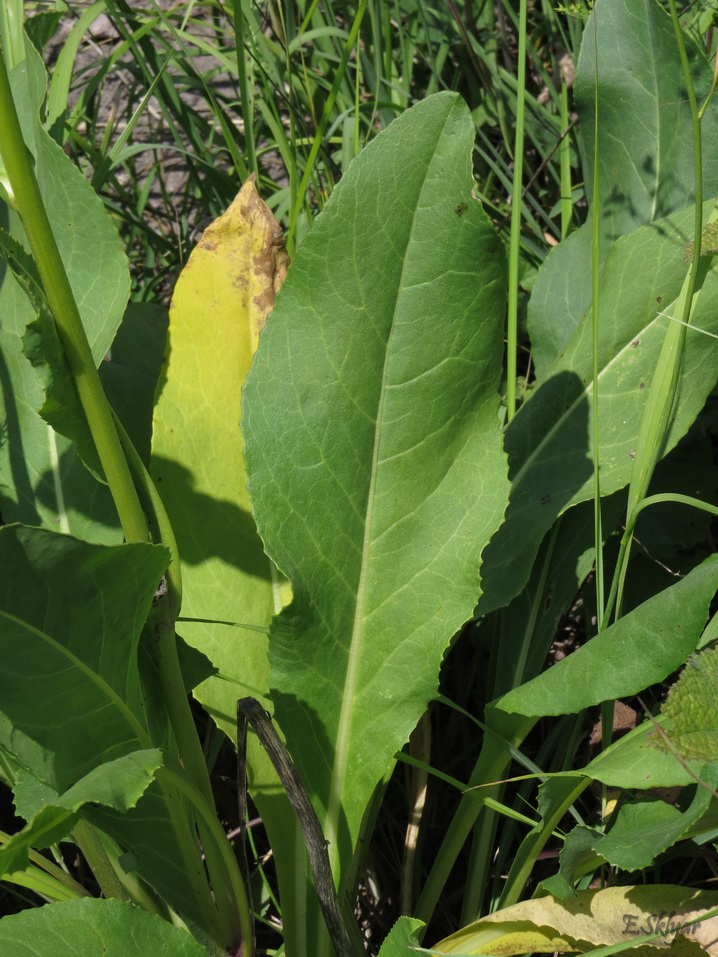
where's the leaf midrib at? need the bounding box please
[323,111,455,863]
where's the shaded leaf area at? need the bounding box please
[0,527,215,930]
[0,525,166,787]
[495,555,718,717]
[652,646,718,761]
[480,203,718,616]
[0,898,209,957]
[621,420,718,614]
[433,885,718,955]
[86,771,216,930]
[243,92,509,886]
[540,825,602,900]
[529,0,718,378]
[99,302,168,467]
[0,38,129,539]
[415,495,626,925]
[0,752,163,877]
[490,491,626,699]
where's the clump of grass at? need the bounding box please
[37,0,586,298]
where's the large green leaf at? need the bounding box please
[0,37,128,540]
[480,203,718,615]
[528,0,718,378]
[495,555,718,717]
[576,0,718,247]
[243,92,509,888]
[0,898,210,957]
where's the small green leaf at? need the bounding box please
[496,556,718,717]
[540,825,603,899]
[376,917,425,956]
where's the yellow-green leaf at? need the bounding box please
[152,174,288,731]
[432,885,718,955]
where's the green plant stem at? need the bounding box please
[590,13,604,629]
[0,830,93,899]
[559,64,572,240]
[70,819,130,902]
[497,776,590,909]
[113,412,182,618]
[157,765,253,955]
[0,46,147,545]
[414,710,536,927]
[505,0,527,423]
[147,616,212,797]
[0,0,24,70]
[148,615,246,947]
[153,772,227,945]
[232,0,257,177]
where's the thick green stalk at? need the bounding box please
[0,0,24,70]
[70,819,130,903]
[0,46,147,545]
[113,413,182,618]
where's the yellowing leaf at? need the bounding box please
[432,885,718,955]
[152,175,289,722]
[150,179,308,949]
